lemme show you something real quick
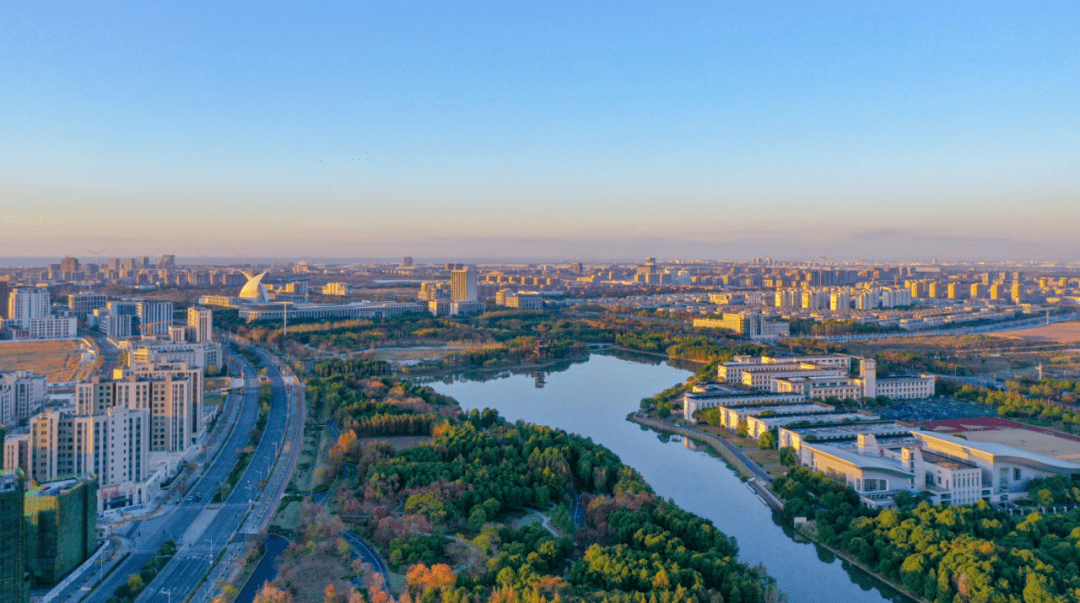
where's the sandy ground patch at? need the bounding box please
[961,428,1080,461]
[989,321,1080,344]
[0,339,85,381]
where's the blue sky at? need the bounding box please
[2,1,1078,260]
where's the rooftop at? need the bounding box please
[27,474,93,497]
[921,449,977,470]
[788,421,912,440]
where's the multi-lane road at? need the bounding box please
[77,348,300,603]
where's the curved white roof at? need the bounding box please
[239,271,270,302]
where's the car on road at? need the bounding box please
[186,495,195,503]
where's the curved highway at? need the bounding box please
[80,348,297,603]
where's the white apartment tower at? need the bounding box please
[137,300,174,335]
[186,306,213,342]
[29,408,149,496]
[7,288,50,325]
[0,371,46,426]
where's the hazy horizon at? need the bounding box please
[3,3,1078,260]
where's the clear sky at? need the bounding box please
[2,2,1078,261]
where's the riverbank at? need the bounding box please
[628,414,765,482]
[793,526,925,603]
[401,352,588,379]
[433,354,903,603]
[632,415,922,603]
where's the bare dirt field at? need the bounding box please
[961,428,1080,461]
[0,340,85,381]
[989,321,1080,344]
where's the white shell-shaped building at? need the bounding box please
[239,271,270,302]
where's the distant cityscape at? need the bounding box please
[1,252,1080,603]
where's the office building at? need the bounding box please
[0,371,46,426]
[451,266,479,302]
[186,306,213,342]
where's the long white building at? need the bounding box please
[238,300,424,322]
[782,423,1080,508]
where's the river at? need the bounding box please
[427,353,907,603]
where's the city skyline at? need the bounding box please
[3,3,1079,260]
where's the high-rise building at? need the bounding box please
[403,256,413,267]
[157,255,176,269]
[1011,282,1022,305]
[7,288,50,325]
[23,475,97,586]
[187,306,213,342]
[137,301,173,335]
[830,291,851,311]
[0,467,26,603]
[450,266,478,302]
[0,371,46,427]
[60,257,80,274]
[80,363,201,453]
[0,282,9,319]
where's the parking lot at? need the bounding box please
[877,397,996,423]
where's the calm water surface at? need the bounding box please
[428,354,906,603]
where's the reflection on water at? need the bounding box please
[233,534,290,603]
[428,354,907,603]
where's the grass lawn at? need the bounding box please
[271,500,304,533]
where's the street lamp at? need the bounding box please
[161,589,173,603]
